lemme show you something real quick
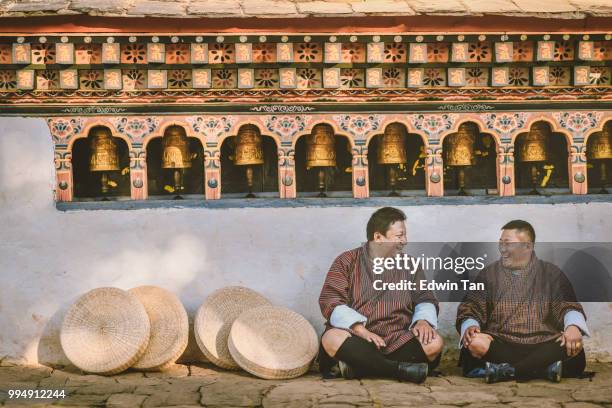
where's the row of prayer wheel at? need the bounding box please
[89,125,192,198]
[87,121,612,197]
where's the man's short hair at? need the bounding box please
[501,219,536,242]
[367,207,406,241]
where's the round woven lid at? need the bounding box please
[128,286,189,371]
[60,287,150,375]
[228,305,318,380]
[194,286,271,369]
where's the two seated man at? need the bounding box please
[318,207,588,384]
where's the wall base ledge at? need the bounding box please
[56,194,612,211]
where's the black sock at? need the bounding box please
[334,336,399,378]
[513,341,566,380]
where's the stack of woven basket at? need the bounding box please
[60,285,318,379]
[194,286,319,379]
[60,286,189,375]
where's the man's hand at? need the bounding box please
[462,325,481,348]
[556,325,583,357]
[352,323,386,349]
[412,320,436,345]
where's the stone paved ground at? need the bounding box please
[0,360,611,407]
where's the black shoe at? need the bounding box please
[546,360,562,383]
[485,362,515,384]
[338,360,356,379]
[397,362,428,383]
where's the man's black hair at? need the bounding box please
[501,219,536,243]
[367,207,406,241]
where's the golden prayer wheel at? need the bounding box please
[235,124,264,166]
[446,123,476,167]
[162,125,192,169]
[378,123,408,196]
[520,122,550,195]
[588,124,612,160]
[306,124,336,197]
[306,124,337,168]
[234,125,264,198]
[588,123,612,194]
[446,123,477,196]
[519,122,549,163]
[161,125,192,199]
[89,127,119,172]
[377,123,408,165]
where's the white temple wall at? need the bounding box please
[1,117,611,365]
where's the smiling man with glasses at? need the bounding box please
[456,220,589,383]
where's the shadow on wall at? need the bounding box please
[560,246,612,302]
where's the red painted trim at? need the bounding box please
[0,15,610,34]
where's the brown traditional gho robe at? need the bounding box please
[319,244,439,354]
[456,254,586,345]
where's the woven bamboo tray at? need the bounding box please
[228,305,318,379]
[129,286,189,371]
[194,286,271,369]
[60,287,150,375]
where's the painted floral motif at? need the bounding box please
[383,42,406,63]
[123,69,146,90]
[165,44,190,64]
[255,69,278,88]
[75,44,101,64]
[188,116,235,139]
[554,41,574,61]
[212,69,237,88]
[508,67,529,86]
[264,115,310,138]
[550,67,570,86]
[427,43,449,63]
[36,70,59,89]
[121,44,146,64]
[333,114,382,138]
[589,67,610,85]
[593,41,610,61]
[412,114,456,138]
[297,68,321,88]
[423,68,445,86]
[113,117,159,142]
[342,43,365,63]
[169,69,192,88]
[340,69,364,88]
[32,44,56,64]
[0,45,11,64]
[209,43,235,63]
[484,112,528,137]
[295,43,321,62]
[0,70,16,90]
[513,41,533,61]
[48,117,84,145]
[553,111,602,136]
[253,43,276,63]
[468,42,491,62]
[466,68,488,86]
[80,70,103,89]
[382,68,404,87]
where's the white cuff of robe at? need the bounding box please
[564,310,590,337]
[458,318,481,348]
[330,305,367,330]
[409,302,438,330]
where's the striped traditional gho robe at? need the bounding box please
[456,254,586,345]
[319,244,439,354]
